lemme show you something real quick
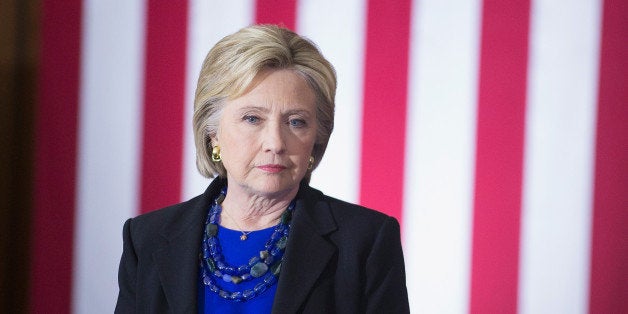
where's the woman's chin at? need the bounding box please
[249,180,300,197]
[227,171,304,197]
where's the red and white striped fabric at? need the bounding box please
[32,0,626,313]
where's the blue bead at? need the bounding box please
[231,291,242,300]
[248,256,260,266]
[242,289,254,299]
[209,284,219,293]
[253,282,266,293]
[222,274,232,282]
[210,246,220,255]
[224,266,236,274]
[263,273,276,284]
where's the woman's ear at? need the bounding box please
[209,132,219,147]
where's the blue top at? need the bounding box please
[198,225,278,314]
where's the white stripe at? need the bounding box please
[403,0,481,312]
[182,0,255,200]
[73,0,146,313]
[296,0,367,203]
[518,0,601,313]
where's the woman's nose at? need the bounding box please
[262,122,286,154]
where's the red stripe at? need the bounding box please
[255,0,297,30]
[139,1,189,213]
[589,0,628,312]
[359,0,412,223]
[30,1,82,312]
[470,1,530,312]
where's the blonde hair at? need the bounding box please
[193,24,337,181]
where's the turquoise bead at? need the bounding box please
[205,259,216,272]
[276,236,288,249]
[216,193,225,204]
[250,262,269,278]
[205,223,218,237]
[281,211,292,224]
[271,262,282,276]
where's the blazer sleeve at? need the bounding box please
[115,218,137,313]
[364,216,410,314]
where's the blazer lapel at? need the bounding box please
[153,221,202,313]
[272,187,337,313]
[152,180,221,313]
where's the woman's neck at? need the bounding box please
[219,184,297,231]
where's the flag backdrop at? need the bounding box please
[31,0,626,313]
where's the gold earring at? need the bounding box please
[211,146,221,162]
[307,156,315,170]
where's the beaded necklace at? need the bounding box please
[199,187,295,302]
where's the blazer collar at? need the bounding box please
[272,184,338,313]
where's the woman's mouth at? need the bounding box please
[257,164,287,173]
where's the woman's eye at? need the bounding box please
[243,115,260,124]
[289,119,306,128]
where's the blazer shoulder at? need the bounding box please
[132,193,201,223]
[320,191,395,224]
[129,177,224,232]
[124,192,209,246]
[302,185,399,237]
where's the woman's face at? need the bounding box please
[213,69,317,197]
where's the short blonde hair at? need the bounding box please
[193,24,337,181]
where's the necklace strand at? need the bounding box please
[200,187,295,302]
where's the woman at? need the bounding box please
[115,24,409,313]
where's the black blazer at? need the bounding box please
[115,178,409,313]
